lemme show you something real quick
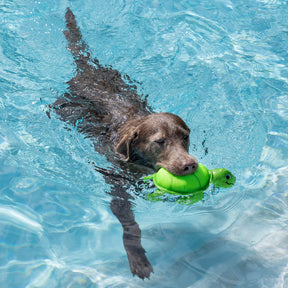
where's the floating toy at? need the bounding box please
[144,164,235,205]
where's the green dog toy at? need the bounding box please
[144,164,236,205]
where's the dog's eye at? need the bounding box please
[183,135,189,141]
[155,139,165,145]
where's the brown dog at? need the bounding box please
[51,8,198,279]
[116,113,198,175]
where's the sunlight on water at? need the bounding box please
[1,0,288,287]
[0,205,43,235]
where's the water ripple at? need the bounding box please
[0,205,43,235]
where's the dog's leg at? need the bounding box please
[110,197,153,280]
[94,166,153,279]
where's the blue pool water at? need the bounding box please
[1,0,288,287]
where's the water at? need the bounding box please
[1,0,288,287]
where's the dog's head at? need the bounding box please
[116,113,198,176]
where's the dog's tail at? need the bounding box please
[64,8,94,71]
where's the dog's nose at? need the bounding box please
[182,159,198,174]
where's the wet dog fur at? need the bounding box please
[51,8,198,279]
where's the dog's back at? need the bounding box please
[53,8,151,153]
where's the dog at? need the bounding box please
[51,8,198,279]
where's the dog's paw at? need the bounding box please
[127,248,154,280]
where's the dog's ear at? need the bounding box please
[116,129,139,161]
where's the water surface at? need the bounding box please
[1,0,288,287]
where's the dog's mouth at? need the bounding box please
[155,164,165,173]
[155,163,196,176]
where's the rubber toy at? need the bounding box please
[144,164,236,205]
